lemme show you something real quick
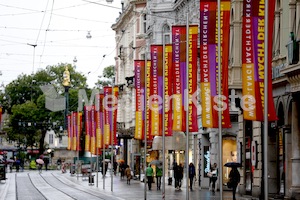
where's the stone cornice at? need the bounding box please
[281,63,300,92]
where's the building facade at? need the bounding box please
[113,0,300,199]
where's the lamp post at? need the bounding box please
[62,66,71,135]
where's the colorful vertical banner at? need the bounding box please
[200,0,231,128]
[242,0,277,121]
[0,107,2,129]
[103,87,112,146]
[96,94,103,149]
[134,60,145,140]
[113,86,119,145]
[146,60,153,146]
[72,112,77,151]
[150,45,163,136]
[172,25,199,131]
[164,44,173,136]
[77,112,82,151]
[90,106,96,155]
[187,25,199,131]
[84,106,91,152]
[67,115,72,150]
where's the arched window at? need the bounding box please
[162,24,171,44]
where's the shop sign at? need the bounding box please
[203,146,210,177]
[251,141,257,167]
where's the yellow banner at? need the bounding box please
[242,63,256,120]
[67,137,71,150]
[96,128,102,148]
[151,103,159,136]
[72,137,76,151]
[104,124,110,145]
[90,137,96,155]
[201,83,213,127]
[172,94,182,131]
[135,111,143,139]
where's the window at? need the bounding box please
[143,14,147,33]
[49,134,53,144]
[162,24,171,44]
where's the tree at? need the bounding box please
[3,63,88,155]
[94,65,115,88]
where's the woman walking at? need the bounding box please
[229,166,240,200]
[189,162,196,191]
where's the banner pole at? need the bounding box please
[111,86,114,192]
[217,0,223,198]
[264,0,269,199]
[185,13,190,200]
[96,147,99,187]
[144,47,148,200]
[162,33,166,199]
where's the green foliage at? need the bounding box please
[3,63,88,154]
[94,65,115,89]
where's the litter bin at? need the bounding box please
[88,175,95,185]
[70,164,75,175]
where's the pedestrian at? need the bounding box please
[177,163,184,190]
[229,166,240,200]
[120,162,126,179]
[113,161,118,176]
[156,165,162,190]
[146,164,153,190]
[125,165,132,185]
[57,158,61,170]
[173,162,179,190]
[44,157,49,171]
[211,163,218,194]
[189,162,196,191]
[15,158,21,172]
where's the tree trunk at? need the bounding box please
[39,129,47,155]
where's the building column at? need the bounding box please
[290,98,300,199]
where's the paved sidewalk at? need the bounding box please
[56,170,248,200]
[0,169,253,200]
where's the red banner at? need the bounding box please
[146,61,153,146]
[67,115,71,150]
[90,106,96,154]
[134,60,145,140]
[96,94,103,149]
[103,87,112,146]
[77,112,82,151]
[150,45,163,136]
[172,25,199,131]
[242,0,277,121]
[0,107,2,130]
[113,86,118,145]
[72,112,77,151]
[164,44,173,136]
[200,0,231,128]
[84,106,91,152]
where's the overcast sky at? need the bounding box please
[0,0,121,88]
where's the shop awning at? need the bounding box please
[152,132,186,151]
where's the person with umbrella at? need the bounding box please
[36,157,44,173]
[228,166,240,200]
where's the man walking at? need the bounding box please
[146,164,153,190]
